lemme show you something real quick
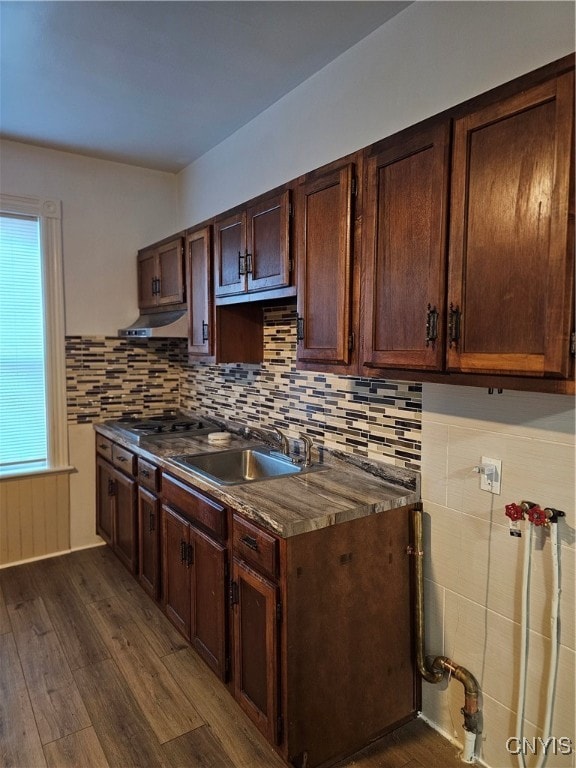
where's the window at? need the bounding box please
[0,195,68,477]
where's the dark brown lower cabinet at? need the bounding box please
[138,486,160,599]
[95,454,137,574]
[162,505,192,640]
[161,498,229,680]
[230,505,420,768]
[232,558,280,745]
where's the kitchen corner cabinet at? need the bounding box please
[96,439,138,574]
[162,474,229,680]
[138,234,185,310]
[214,189,294,304]
[230,507,419,768]
[295,157,359,373]
[446,70,575,378]
[361,120,451,373]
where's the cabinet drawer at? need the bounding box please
[112,444,136,476]
[137,458,161,491]
[96,435,113,460]
[163,474,226,541]
[233,514,278,581]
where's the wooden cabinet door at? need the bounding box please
[162,506,191,639]
[232,558,280,745]
[113,468,138,574]
[187,226,213,357]
[214,212,246,297]
[157,238,185,306]
[190,527,228,680]
[96,457,114,545]
[296,162,355,367]
[447,71,574,377]
[362,122,450,372]
[246,190,291,292]
[138,486,160,600]
[137,248,157,309]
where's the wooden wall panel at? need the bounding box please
[0,473,70,566]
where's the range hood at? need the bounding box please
[118,309,188,338]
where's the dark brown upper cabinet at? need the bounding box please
[361,120,451,374]
[186,225,213,358]
[446,70,574,379]
[295,157,359,373]
[138,234,185,310]
[213,189,294,304]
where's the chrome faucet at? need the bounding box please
[244,425,290,457]
[298,432,314,467]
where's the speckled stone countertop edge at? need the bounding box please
[93,422,420,538]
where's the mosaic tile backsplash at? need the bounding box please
[66,305,422,469]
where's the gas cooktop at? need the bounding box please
[105,412,220,442]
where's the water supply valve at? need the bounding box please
[526,504,549,527]
[505,503,524,522]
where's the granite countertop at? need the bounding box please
[94,422,420,538]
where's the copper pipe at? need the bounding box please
[411,507,482,736]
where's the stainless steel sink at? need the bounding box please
[168,445,322,486]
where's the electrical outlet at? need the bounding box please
[480,456,502,495]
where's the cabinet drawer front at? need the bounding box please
[163,474,227,540]
[112,445,136,476]
[137,458,161,491]
[96,435,113,460]
[233,514,278,581]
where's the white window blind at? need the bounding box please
[0,194,68,478]
[0,213,48,470]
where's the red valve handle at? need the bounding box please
[526,505,549,527]
[505,503,524,521]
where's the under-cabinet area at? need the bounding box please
[94,421,421,768]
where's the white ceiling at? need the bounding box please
[0,1,412,172]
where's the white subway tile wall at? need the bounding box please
[421,384,575,768]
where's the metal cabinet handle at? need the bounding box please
[238,251,246,277]
[245,250,253,274]
[448,303,461,349]
[241,534,259,551]
[180,539,187,563]
[296,315,305,343]
[140,469,150,478]
[425,304,438,348]
[202,321,209,343]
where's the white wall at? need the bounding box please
[175,3,576,766]
[176,0,575,228]
[0,139,177,336]
[0,140,178,550]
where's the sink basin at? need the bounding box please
[169,446,320,485]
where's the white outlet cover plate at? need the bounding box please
[480,456,502,495]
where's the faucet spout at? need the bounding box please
[298,433,313,467]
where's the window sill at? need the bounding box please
[0,465,76,481]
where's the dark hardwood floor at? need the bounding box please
[0,545,464,768]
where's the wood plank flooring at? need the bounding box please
[0,545,465,768]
